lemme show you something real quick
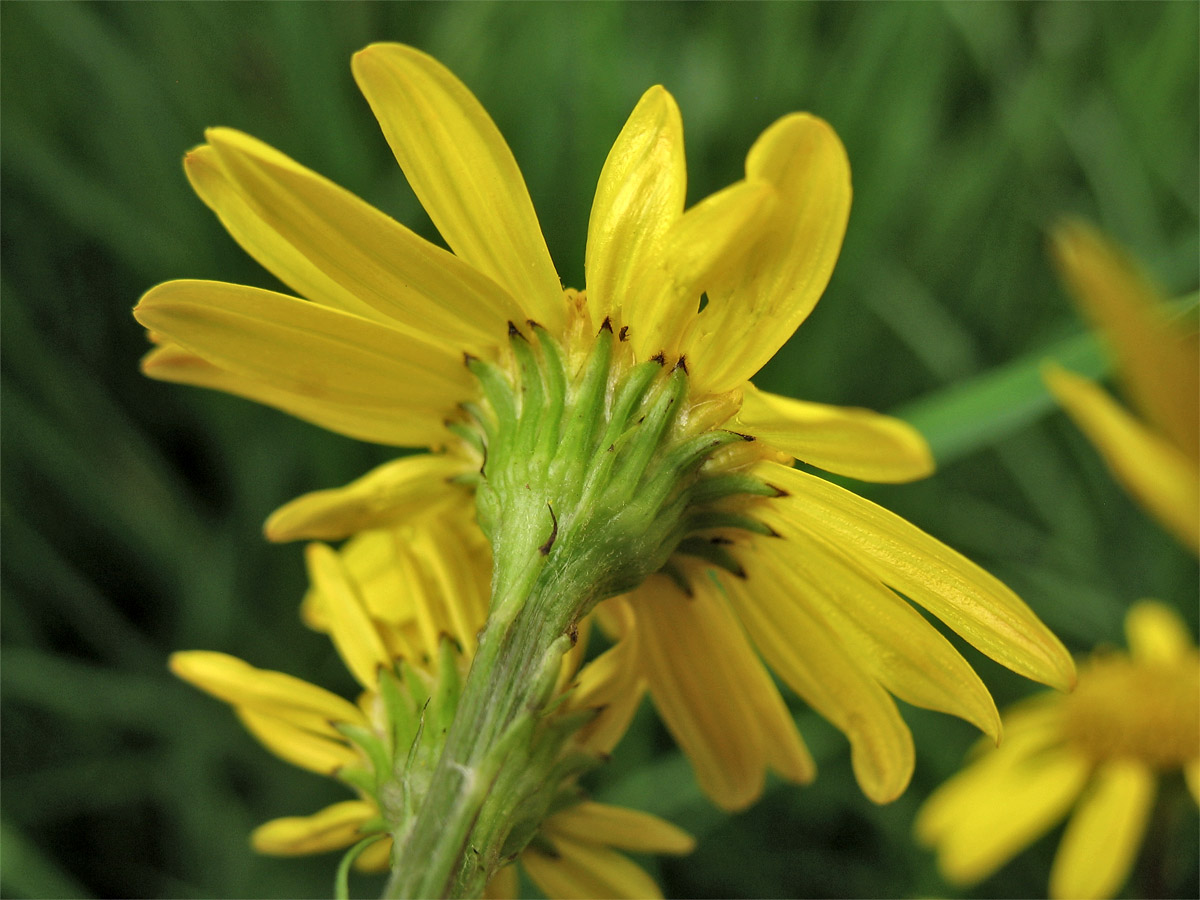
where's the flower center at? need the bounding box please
[1061,651,1200,769]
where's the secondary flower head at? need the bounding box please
[171,508,692,899]
[1043,220,1199,553]
[917,601,1200,900]
[136,43,1074,809]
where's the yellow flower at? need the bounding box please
[1044,220,1199,553]
[172,507,692,899]
[136,43,1074,810]
[917,600,1200,900]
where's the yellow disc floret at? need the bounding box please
[1061,650,1200,769]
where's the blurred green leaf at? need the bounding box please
[0,820,92,899]
[894,329,1107,465]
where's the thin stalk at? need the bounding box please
[382,555,585,899]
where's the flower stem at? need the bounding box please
[382,542,587,899]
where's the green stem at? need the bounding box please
[381,546,587,899]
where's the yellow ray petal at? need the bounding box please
[197,129,522,355]
[169,650,365,732]
[134,280,473,428]
[687,113,851,394]
[925,747,1089,885]
[563,602,647,754]
[568,622,637,713]
[375,620,420,669]
[307,530,412,631]
[386,538,442,662]
[483,863,519,900]
[745,530,1001,742]
[629,574,811,810]
[1185,758,1199,804]
[1124,600,1195,664]
[251,800,376,855]
[722,568,914,804]
[577,681,647,758]
[566,625,645,755]
[351,44,563,331]
[265,454,471,542]
[406,519,490,657]
[1049,759,1155,900]
[585,85,685,334]
[628,578,765,810]
[184,144,389,324]
[305,543,391,689]
[735,383,934,483]
[760,462,1076,691]
[1045,362,1199,553]
[235,707,360,774]
[522,840,664,900]
[141,343,449,448]
[915,697,1064,845]
[967,694,1063,765]
[545,802,695,856]
[593,594,636,642]
[349,522,484,656]
[1051,220,1198,460]
[678,568,816,788]
[645,179,776,360]
[353,835,393,873]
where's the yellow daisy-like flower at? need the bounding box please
[172,507,693,899]
[1044,220,1199,553]
[136,43,1074,811]
[917,600,1200,900]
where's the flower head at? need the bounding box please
[136,43,1074,810]
[1044,220,1199,553]
[917,600,1200,899]
[171,508,690,898]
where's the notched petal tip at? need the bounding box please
[130,280,181,320]
[181,143,213,169]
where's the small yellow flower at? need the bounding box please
[172,508,690,899]
[136,43,1074,810]
[917,601,1200,900]
[1044,220,1199,553]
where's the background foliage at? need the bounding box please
[2,3,1197,898]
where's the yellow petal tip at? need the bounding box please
[262,507,292,543]
[166,650,193,678]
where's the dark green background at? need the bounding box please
[2,3,1197,898]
